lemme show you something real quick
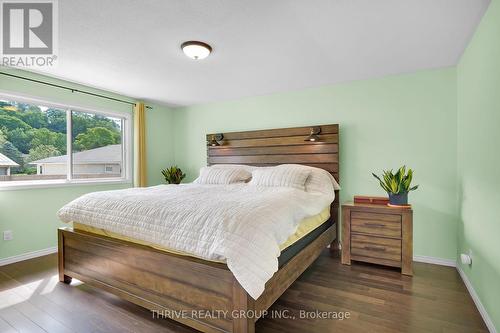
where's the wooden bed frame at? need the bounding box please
[58,124,340,333]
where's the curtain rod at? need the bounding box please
[0,71,152,109]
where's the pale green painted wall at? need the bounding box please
[146,104,176,186]
[0,68,175,260]
[173,68,458,261]
[457,0,500,329]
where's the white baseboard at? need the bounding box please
[413,255,456,267]
[0,246,57,266]
[457,266,497,333]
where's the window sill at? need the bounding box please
[0,178,133,191]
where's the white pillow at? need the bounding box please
[273,164,341,196]
[249,165,311,191]
[303,166,340,194]
[194,166,252,184]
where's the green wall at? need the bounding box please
[146,104,175,186]
[0,68,175,260]
[457,0,500,329]
[173,68,459,261]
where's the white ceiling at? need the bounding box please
[34,0,490,106]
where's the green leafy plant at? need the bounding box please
[372,166,418,194]
[161,166,186,184]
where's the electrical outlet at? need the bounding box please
[3,230,13,241]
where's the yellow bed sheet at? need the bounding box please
[73,206,331,263]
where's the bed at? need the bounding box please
[57,124,340,333]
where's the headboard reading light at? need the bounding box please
[208,133,224,146]
[304,126,321,142]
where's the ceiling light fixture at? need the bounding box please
[181,41,212,60]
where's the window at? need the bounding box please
[0,94,131,188]
[71,110,124,180]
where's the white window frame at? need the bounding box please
[0,91,133,190]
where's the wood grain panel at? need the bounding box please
[351,234,401,262]
[64,247,232,309]
[351,233,401,247]
[67,230,232,280]
[341,206,351,265]
[401,210,413,275]
[208,153,337,165]
[64,235,233,292]
[351,218,401,238]
[351,212,401,222]
[232,280,255,333]
[208,124,338,141]
[208,144,338,156]
[214,134,338,148]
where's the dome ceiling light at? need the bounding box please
[181,41,212,60]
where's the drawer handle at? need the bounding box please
[364,245,386,252]
[364,223,385,227]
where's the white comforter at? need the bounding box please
[58,183,334,299]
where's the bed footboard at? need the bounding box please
[58,223,336,333]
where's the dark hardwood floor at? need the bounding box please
[0,251,488,333]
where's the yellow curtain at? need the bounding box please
[133,102,147,187]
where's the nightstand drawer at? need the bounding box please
[351,234,401,261]
[351,212,401,238]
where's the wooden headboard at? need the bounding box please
[206,124,340,250]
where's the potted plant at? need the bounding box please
[161,166,186,184]
[372,166,418,206]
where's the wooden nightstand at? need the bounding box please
[341,202,413,275]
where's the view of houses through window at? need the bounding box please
[0,97,125,184]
